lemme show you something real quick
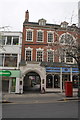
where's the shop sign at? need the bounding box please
[62,68,70,73]
[72,68,79,73]
[46,67,60,72]
[0,70,11,76]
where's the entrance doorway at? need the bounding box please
[23,71,41,92]
[2,77,9,92]
[46,74,53,88]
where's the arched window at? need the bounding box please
[59,33,75,44]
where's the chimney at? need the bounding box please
[25,10,29,22]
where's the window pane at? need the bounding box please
[60,56,65,62]
[48,51,53,62]
[27,31,32,41]
[26,51,31,61]
[13,36,19,45]
[37,51,42,62]
[48,33,53,42]
[6,36,12,45]
[1,36,6,45]
[0,54,4,66]
[60,34,74,44]
[66,52,73,63]
[37,32,43,41]
[4,54,17,67]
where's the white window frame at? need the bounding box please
[37,30,44,42]
[26,29,33,42]
[25,47,33,61]
[47,31,54,43]
[47,49,54,62]
[59,52,75,64]
[36,48,44,62]
[59,32,75,45]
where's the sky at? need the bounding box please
[0,0,79,31]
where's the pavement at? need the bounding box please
[1,91,79,104]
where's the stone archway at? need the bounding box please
[23,71,41,92]
[20,64,46,93]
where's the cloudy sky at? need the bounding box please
[0,0,79,31]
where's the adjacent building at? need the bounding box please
[0,31,22,93]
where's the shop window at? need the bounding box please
[54,75,60,88]
[2,76,9,92]
[11,78,16,92]
[46,74,53,88]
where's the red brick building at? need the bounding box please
[20,10,80,93]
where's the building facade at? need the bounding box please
[19,10,80,93]
[0,31,22,93]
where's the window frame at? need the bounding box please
[59,51,74,64]
[59,33,75,45]
[25,47,33,61]
[47,49,54,62]
[26,29,33,42]
[47,31,54,43]
[1,53,18,67]
[36,48,44,62]
[2,36,19,46]
[37,30,44,42]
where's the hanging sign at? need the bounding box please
[0,70,11,76]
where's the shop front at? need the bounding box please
[1,70,21,93]
[46,66,79,92]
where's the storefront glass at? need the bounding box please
[11,78,16,92]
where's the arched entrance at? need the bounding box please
[54,75,60,88]
[23,71,41,92]
[46,74,53,88]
